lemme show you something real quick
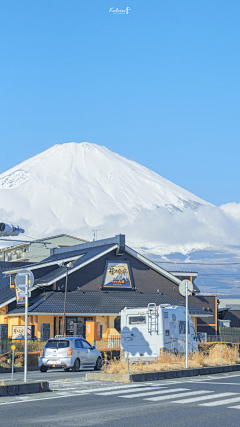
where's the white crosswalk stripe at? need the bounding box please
[96,386,166,396]
[120,388,190,399]
[145,390,213,402]
[172,392,237,404]
[200,396,240,407]
[75,384,142,394]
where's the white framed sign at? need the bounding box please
[102,261,133,288]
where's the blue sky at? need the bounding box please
[1,0,240,206]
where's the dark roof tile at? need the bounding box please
[7,290,208,316]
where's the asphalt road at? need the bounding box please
[1,371,240,426]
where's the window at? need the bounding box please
[129,316,146,325]
[165,330,169,336]
[114,316,121,333]
[45,340,69,349]
[164,312,168,318]
[75,339,82,348]
[191,325,196,338]
[81,340,92,349]
[179,321,190,335]
[172,314,176,321]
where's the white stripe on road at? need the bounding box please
[73,384,142,394]
[120,388,189,399]
[96,386,165,396]
[172,392,235,404]
[188,382,240,386]
[0,393,89,405]
[200,396,240,407]
[145,390,213,402]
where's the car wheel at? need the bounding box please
[94,357,102,371]
[40,366,48,372]
[73,358,80,372]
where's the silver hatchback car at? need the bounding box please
[38,335,102,372]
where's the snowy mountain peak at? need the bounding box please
[0,141,209,240]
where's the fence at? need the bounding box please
[219,327,240,335]
[108,334,121,349]
[207,335,240,344]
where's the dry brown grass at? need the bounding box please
[102,344,240,374]
[95,340,120,351]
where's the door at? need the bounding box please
[80,339,96,365]
[75,339,86,366]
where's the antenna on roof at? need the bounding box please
[92,229,105,241]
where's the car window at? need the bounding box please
[75,339,82,348]
[80,340,92,349]
[45,340,69,349]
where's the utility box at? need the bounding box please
[85,322,100,345]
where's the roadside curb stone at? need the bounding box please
[85,364,240,382]
[0,366,39,373]
[0,381,49,396]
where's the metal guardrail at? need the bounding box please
[108,334,121,348]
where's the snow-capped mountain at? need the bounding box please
[0,142,208,238]
[1,142,240,294]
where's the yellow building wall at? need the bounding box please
[95,316,120,339]
[0,306,8,324]
[95,316,108,339]
[6,315,54,339]
[37,315,54,339]
[109,316,120,335]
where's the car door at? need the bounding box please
[75,339,86,366]
[80,339,95,366]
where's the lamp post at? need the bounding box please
[58,262,73,336]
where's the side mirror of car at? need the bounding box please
[91,346,95,350]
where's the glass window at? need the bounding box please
[190,325,196,337]
[81,340,92,349]
[129,316,146,325]
[179,321,190,335]
[172,314,176,321]
[164,312,168,318]
[45,340,69,349]
[165,330,169,336]
[75,339,82,348]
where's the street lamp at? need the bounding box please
[58,261,73,336]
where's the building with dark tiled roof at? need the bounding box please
[0,235,214,340]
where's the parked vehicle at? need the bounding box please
[121,303,198,361]
[38,335,102,372]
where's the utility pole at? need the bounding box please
[58,262,73,335]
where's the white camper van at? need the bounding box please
[121,303,198,361]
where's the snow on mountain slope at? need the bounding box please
[0,142,209,237]
[1,141,240,261]
[1,141,240,294]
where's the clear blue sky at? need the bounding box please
[1,0,240,206]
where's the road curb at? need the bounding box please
[0,381,49,396]
[85,364,240,382]
[0,366,39,373]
